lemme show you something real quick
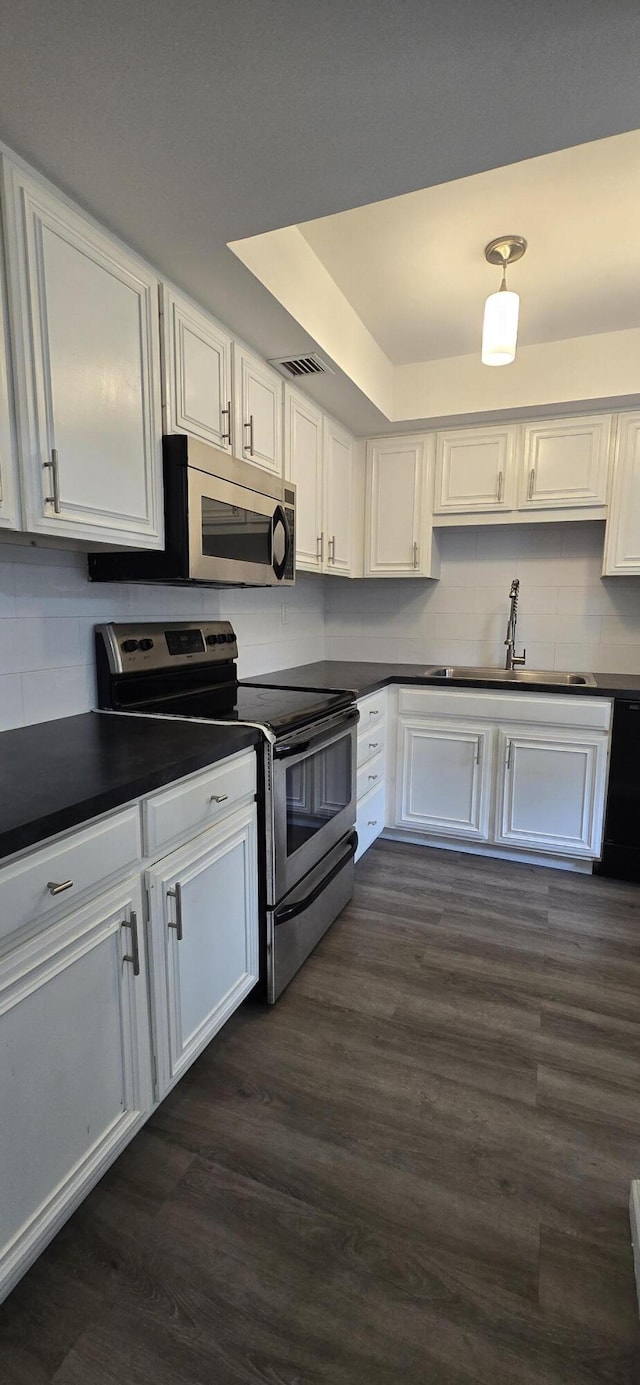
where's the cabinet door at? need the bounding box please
[2,159,162,546]
[603,412,640,575]
[284,385,324,571]
[161,285,232,451]
[0,243,19,529]
[233,345,282,475]
[519,414,612,510]
[365,435,437,577]
[395,718,493,841]
[0,878,152,1303]
[147,804,259,1098]
[495,729,608,858]
[323,417,353,576]
[434,426,515,513]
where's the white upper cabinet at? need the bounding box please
[284,385,324,571]
[323,416,354,576]
[519,414,612,510]
[2,158,163,546]
[603,412,640,575]
[434,425,516,514]
[365,435,439,577]
[160,285,232,452]
[0,248,19,530]
[233,344,282,475]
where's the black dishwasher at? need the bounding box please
[596,700,640,881]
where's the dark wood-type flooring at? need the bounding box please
[2,840,640,1383]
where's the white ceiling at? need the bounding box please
[1,1,640,431]
[299,131,640,365]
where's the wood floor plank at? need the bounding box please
[1,837,639,1383]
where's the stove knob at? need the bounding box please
[122,639,139,653]
[225,632,235,643]
[206,634,218,647]
[139,638,154,651]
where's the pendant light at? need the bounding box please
[481,235,527,366]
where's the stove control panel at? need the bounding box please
[96,621,238,676]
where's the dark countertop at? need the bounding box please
[251,660,640,701]
[0,712,260,861]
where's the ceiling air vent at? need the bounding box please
[268,352,334,380]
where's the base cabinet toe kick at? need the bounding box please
[0,749,259,1305]
[354,685,613,870]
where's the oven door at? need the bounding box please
[187,468,294,585]
[272,708,359,901]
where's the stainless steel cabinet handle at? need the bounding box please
[413,540,419,569]
[528,467,535,501]
[368,773,378,781]
[369,709,380,717]
[329,535,336,564]
[167,882,183,941]
[221,401,232,448]
[368,741,379,749]
[46,878,73,896]
[475,739,481,765]
[210,793,229,803]
[317,533,324,562]
[505,740,512,770]
[497,470,503,503]
[244,414,254,456]
[122,911,140,976]
[367,820,378,827]
[43,448,61,513]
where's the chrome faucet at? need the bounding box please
[504,578,526,671]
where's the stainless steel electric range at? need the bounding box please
[95,621,358,1001]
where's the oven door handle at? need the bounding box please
[275,707,359,759]
[274,832,358,926]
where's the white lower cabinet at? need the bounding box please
[495,729,608,858]
[396,720,493,841]
[146,802,259,1099]
[0,876,152,1300]
[391,688,611,863]
[354,690,387,861]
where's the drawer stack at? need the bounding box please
[355,689,387,861]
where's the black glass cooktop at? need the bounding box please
[135,682,354,737]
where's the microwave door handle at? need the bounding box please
[271,504,291,581]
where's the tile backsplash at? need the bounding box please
[326,522,640,675]
[2,521,640,731]
[0,542,325,731]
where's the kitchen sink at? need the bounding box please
[426,667,597,688]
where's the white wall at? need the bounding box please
[0,542,325,731]
[326,522,640,675]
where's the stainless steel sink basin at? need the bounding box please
[426,666,597,688]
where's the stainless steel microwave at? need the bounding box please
[88,435,296,587]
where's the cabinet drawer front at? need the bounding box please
[398,686,612,732]
[143,751,256,857]
[357,751,385,802]
[0,808,141,950]
[357,690,387,728]
[357,724,386,769]
[355,783,386,861]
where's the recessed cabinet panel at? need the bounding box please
[147,805,259,1098]
[396,718,493,841]
[284,386,324,571]
[323,418,353,576]
[233,345,282,475]
[520,415,612,509]
[365,436,436,576]
[2,160,162,545]
[0,879,152,1300]
[161,286,232,450]
[603,412,640,575]
[495,730,607,857]
[434,426,515,513]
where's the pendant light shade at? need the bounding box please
[481,235,527,368]
[481,288,520,367]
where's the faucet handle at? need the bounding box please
[512,649,526,668]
